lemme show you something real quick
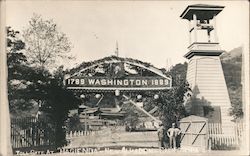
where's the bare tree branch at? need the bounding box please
[23,14,72,69]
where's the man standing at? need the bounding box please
[167,123,181,149]
[157,124,165,149]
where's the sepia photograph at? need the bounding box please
[0,0,249,156]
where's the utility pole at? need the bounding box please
[115,41,119,57]
[84,111,87,136]
[166,58,172,71]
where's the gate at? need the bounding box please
[179,115,208,152]
[11,117,56,151]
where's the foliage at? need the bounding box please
[184,92,215,121]
[7,26,81,148]
[66,113,85,131]
[156,81,188,147]
[167,62,188,86]
[221,59,242,90]
[159,62,189,124]
[7,26,26,80]
[69,55,155,75]
[36,66,81,147]
[7,26,25,50]
[23,14,72,69]
[14,65,81,147]
[10,13,80,146]
[221,47,243,119]
[228,87,243,119]
[123,106,140,131]
[158,82,188,126]
[6,26,33,114]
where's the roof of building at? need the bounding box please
[79,104,89,109]
[68,109,78,117]
[180,115,208,122]
[100,108,124,113]
[100,113,125,116]
[187,4,225,8]
[83,107,100,114]
[180,4,224,20]
[82,107,126,115]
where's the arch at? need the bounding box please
[69,56,171,81]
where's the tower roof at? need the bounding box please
[180,4,224,20]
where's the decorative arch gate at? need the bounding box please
[64,56,172,122]
[64,56,172,147]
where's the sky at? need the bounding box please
[5,0,249,69]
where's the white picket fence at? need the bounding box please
[66,130,105,139]
[208,122,243,149]
[66,126,125,139]
[66,122,244,150]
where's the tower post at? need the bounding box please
[213,15,218,42]
[193,13,197,43]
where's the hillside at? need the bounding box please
[221,47,242,62]
[220,47,243,119]
[221,47,242,88]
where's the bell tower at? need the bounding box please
[180,4,233,132]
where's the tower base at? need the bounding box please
[185,53,234,134]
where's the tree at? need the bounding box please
[229,86,243,120]
[7,26,26,79]
[158,82,188,126]
[13,65,81,147]
[7,26,80,148]
[157,81,189,148]
[23,14,72,69]
[167,62,188,86]
[66,113,83,132]
[123,106,140,131]
[39,67,81,147]
[6,26,34,115]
